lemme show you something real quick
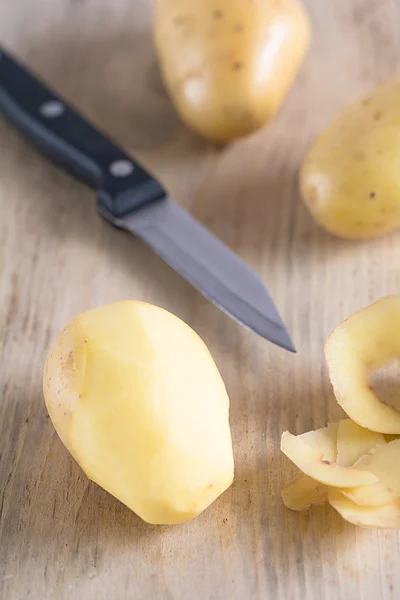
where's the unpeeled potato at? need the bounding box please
[43,301,234,525]
[154,0,311,142]
[301,77,400,239]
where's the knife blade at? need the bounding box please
[0,45,295,352]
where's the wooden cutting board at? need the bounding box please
[1,1,400,598]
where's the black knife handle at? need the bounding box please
[0,46,166,217]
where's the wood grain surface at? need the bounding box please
[1,1,400,598]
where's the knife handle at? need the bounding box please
[0,46,166,217]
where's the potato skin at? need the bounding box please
[43,301,234,525]
[324,296,400,434]
[301,77,400,239]
[154,0,311,142]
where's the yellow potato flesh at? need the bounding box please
[43,301,234,525]
[300,77,400,239]
[154,0,310,142]
[336,419,385,467]
[325,296,400,434]
[328,489,400,529]
[280,432,377,488]
[341,441,400,507]
[281,475,327,511]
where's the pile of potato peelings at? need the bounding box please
[281,296,400,528]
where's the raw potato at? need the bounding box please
[341,441,400,507]
[43,301,234,525]
[328,489,400,529]
[281,475,327,511]
[336,419,385,467]
[325,296,400,434]
[300,77,400,239]
[280,431,377,488]
[154,0,311,142]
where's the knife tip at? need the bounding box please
[259,318,296,353]
[276,329,296,353]
[284,338,297,353]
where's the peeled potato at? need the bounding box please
[325,296,400,434]
[154,0,311,142]
[336,419,386,467]
[281,475,327,511]
[300,77,400,239]
[341,441,400,507]
[43,301,234,525]
[280,431,377,488]
[328,489,400,529]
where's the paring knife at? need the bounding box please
[0,46,295,352]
